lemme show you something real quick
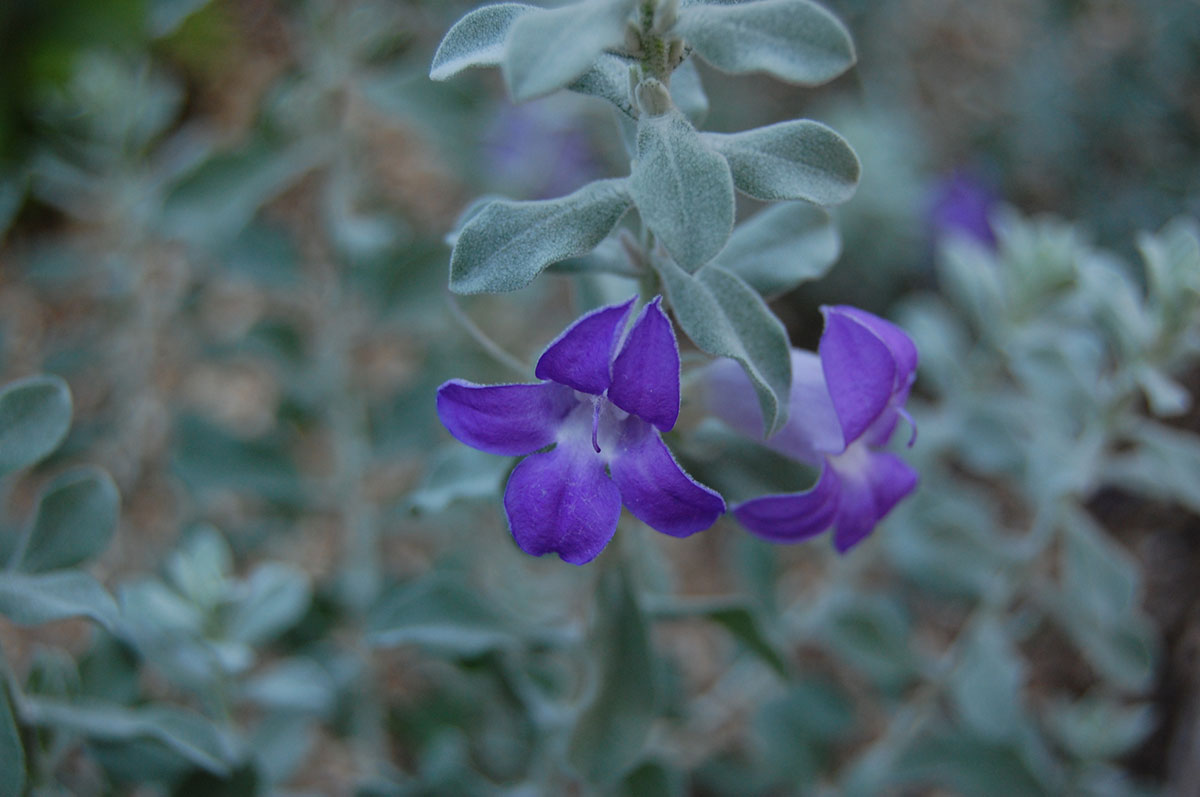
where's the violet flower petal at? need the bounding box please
[609,419,725,537]
[819,307,897,446]
[503,442,622,565]
[733,464,841,543]
[608,297,680,431]
[825,305,918,392]
[437,379,575,456]
[535,297,635,395]
[830,451,918,553]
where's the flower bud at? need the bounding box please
[636,78,673,117]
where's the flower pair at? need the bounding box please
[436,298,917,564]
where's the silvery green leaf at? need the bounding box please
[19,696,234,776]
[0,571,118,630]
[0,679,24,797]
[239,658,336,716]
[820,593,916,688]
[657,260,791,435]
[938,235,1006,332]
[949,619,1025,741]
[1061,507,1139,624]
[569,53,636,118]
[430,3,536,81]
[19,467,119,573]
[892,731,1049,797]
[367,577,513,655]
[1134,364,1190,417]
[0,374,72,478]
[1058,607,1156,693]
[704,120,859,204]
[1104,422,1200,514]
[713,201,839,294]
[503,0,638,102]
[1139,217,1200,329]
[552,237,640,277]
[450,178,633,294]
[567,566,655,785]
[166,526,232,611]
[1047,696,1155,760]
[632,108,734,270]
[227,563,311,645]
[671,58,709,126]
[675,0,855,85]
[407,444,510,514]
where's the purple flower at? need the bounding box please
[437,297,725,565]
[928,171,998,248]
[704,306,919,553]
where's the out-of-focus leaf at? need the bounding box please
[165,525,232,611]
[149,0,211,37]
[756,678,854,787]
[429,3,535,81]
[949,618,1026,741]
[239,658,335,716]
[19,466,119,573]
[0,676,25,797]
[450,178,632,294]
[19,696,235,776]
[712,201,840,295]
[657,260,792,436]
[820,593,916,687]
[567,565,656,785]
[226,563,310,645]
[407,444,509,514]
[704,120,859,205]
[646,595,790,678]
[0,571,118,630]
[367,576,512,655]
[1047,695,1155,760]
[0,374,72,478]
[1103,421,1200,515]
[675,0,855,85]
[1061,508,1139,624]
[171,416,303,506]
[671,58,708,126]
[632,107,734,270]
[503,0,636,102]
[893,729,1048,797]
[618,760,684,797]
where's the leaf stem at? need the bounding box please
[445,294,533,377]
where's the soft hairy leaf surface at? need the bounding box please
[430,3,535,81]
[0,571,118,629]
[632,109,734,271]
[0,374,72,477]
[567,566,656,784]
[704,120,859,204]
[503,0,637,102]
[19,466,119,573]
[657,260,791,435]
[675,0,855,85]
[569,54,636,118]
[451,178,633,293]
[713,202,840,294]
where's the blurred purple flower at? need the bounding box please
[705,306,918,553]
[437,297,725,565]
[929,171,998,248]
[483,99,600,199]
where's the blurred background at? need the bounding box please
[2,0,1200,794]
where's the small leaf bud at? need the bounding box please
[636,78,673,117]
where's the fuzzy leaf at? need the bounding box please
[0,374,72,477]
[569,54,636,117]
[450,178,633,293]
[18,467,120,573]
[713,201,840,294]
[656,260,791,435]
[675,0,855,85]
[503,0,638,102]
[0,571,119,630]
[704,120,859,204]
[671,58,709,125]
[632,108,734,270]
[430,3,536,81]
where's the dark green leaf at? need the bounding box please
[19,466,119,573]
[0,374,72,477]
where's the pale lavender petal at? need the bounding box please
[609,419,725,537]
[437,379,576,456]
[732,464,840,543]
[824,305,919,392]
[819,307,897,446]
[608,297,680,431]
[830,451,918,553]
[503,443,622,565]
[535,298,635,394]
